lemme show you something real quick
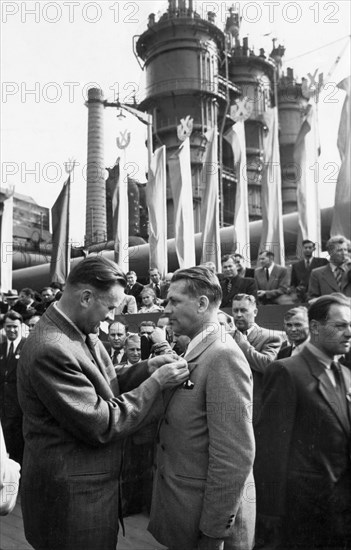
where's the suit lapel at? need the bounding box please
[306,348,350,435]
[322,265,339,292]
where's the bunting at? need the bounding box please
[0,191,14,292]
[147,145,168,277]
[50,176,70,284]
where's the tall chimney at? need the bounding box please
[85,87,106,247]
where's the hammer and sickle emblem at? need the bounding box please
[230,97,252,122]
[177,115,194,141]
[301,69,323,99]
[116,130,131,149]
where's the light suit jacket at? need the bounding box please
[148,330,256,550]
[255,346,351,547]
[308,263,351,298]
[17,304,162,550]
[254,264,289,303]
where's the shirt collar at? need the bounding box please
[7,335,22,353]
[54,302,86,341]
[185,323,219,357]
[305,341,337,368]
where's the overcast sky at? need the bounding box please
[1,0,350,242]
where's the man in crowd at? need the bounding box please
[220,254,257,308]
[308,235,351,299]
[255,293,351,549]
[149,266,255,550]
[277,306,310,359]
[255,250,289,304]
[144,267,168,304]
[290,239,328,301]
[17,256,189,550]
[105,321,128,366]
[231,294,282,424]
[0,311,27,465]
[117,334,142,375]
[234,253,255,278]
[124,270,144,307]
[35,286,56,314]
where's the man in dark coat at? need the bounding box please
[17,256,189,550]
[220,254,257,308]
[124,270,144,307]
[0,310,26,464]
[255,293,351,549]
[290,239,328,301]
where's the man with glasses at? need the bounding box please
[255,293,351,549]
[231,294,282,424]
[17,256,189,550]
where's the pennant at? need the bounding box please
[0,191,14,292]
[293,102,321,248]
[200,127,221,271]
[224,121,250,264]
[147,146,168,278]
[259,107,285,265]
[168,137,196,268]
[331,76,351,239]
[114,158,129,272]
[50,176,70,284]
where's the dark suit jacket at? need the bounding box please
[255,346,351,548]
[290,257,328,289]
[308,263,351,299]
[144,282,169,301]
[276,341,293,359]
[17,304,163,550]
[0,338,26,463]
[220,276,257,308]
[125,281,144,307]
[254,264,289,304]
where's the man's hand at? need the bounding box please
[147,354,179,374]
[197,533,224,549]
[149,326,167,345]
[257,290,266,298]
[150,358,189,389]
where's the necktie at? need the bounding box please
[112,350,122,364]
[306,259,310,269]
[7,342,14,361]
[155,284,161,298]
[265,268,269,281]
[226,280,232,293]
[330,361,349,423]
[331,360,343,390]
[334,266,343,289]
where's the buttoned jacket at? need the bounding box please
[308,262,351,298]
[254,264,289,303]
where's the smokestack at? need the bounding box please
[85,87,106,247]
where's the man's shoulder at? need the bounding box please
[251,323,282,343]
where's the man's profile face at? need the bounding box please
[313,304,351,357]
[150,270,161,284]
[164,280,201,338]
[27,316,41,332]
[302,242,315,258]
[284,312,309,345]
[232,299,257,332]
[4,319,21,341]
[126,273,136,286]
[108,321,127,349]
[84,284,124,335]
[329,243,348,266]
[234,256,245,272]
[222,258,238,278]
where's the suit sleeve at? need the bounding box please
[21,345,162,447]
[307,269,321,299]
[199,345,255,537]
[246,278,258,298]
[254,361,297,517]
[290,264,299,288]
[234,331,281,373]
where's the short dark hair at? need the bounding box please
[284,306,308,322]
[233,253,244,260]
[139,320,156,329]
[259,250,274,259]
[302,239,315,246]
[67,256,127,290]
[171,266,222,307]
[308,293,350,323]
[50,282,64,290]
[4,310,23,324]
[126,271,136,277]
[19,287,34,298]
[221,254,235,263]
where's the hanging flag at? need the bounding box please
[200,127,221,271]
[168,137,196,268]
[293,101,321,248]
[50,176,70,284]
[113,157,129,272]
[259,107,285,265]
[224,120,250,265]
[0,190,14,292]
[146,145,168,278]
[331,76,351,238]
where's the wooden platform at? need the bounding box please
[0,495,165,550]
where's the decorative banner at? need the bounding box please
[301,69,324,101]
[147,146,168,277]
[177,115,194,141]
[230,97,253,122]
[50,176,71,284]
[0,188,14,293]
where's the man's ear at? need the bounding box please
[309,319,319,335]
[198,295,209,312]
[80,289,93,308]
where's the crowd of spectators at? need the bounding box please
[0,235,350,548]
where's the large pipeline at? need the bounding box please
[12,207,333,291]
